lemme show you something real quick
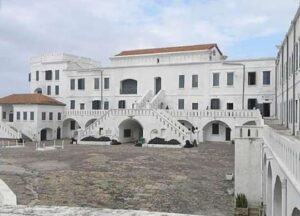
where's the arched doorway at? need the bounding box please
[85,118,97,128]
[40,128,53,141]
[118,118,143,143]
[62,118,80,139]
[178,120,195,131]
[202,120,231,142]
[273,176,282,216]
[267,162,273,216]
[292,208,300,216]
[154,77,161,94]
[120,79,137,94]
[57,127,61,140]
[34,88,42,94]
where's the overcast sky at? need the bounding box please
[0,0,299,96]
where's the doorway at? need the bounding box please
[154,77,161,94]
[9,113,13,122]
[225,127,231,141]
[57,127,61,140]
[263,103,270,117]
[41,129,47,141]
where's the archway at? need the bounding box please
[85,118,97,128]
[40,128,53,141]
[178,120,195,132]
[34,88,42,94]
[120,79,137,94]
[243,121,256,125]
[118,118,143,143]
[202,120,231,142]
[63,118,80,139]
[292,208,300,216]
[267,162,273,216]
[273,176,282,216]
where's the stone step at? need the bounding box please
[0,205,202,216]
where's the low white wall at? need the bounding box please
[0,179,17,206]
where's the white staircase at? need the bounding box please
[133,90,154,109]
[0,121,21,139]
[78,109,189,145]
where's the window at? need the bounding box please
[179,75,185,88]
[58,112,62,121]
[248,72,256,85]
[55,85,59,95]
[178,99,184,110]
[23,112,27,120]
[124,129,131,138]
[263,71,271,85]
[94,78,100,90]
[70,120,76,130]
[227,103,234,110]
[70,79,75,90]
[227,72,234,86]
[212,123,219,134]
[16,112,20,120]
[192,103,198,110]
[104,101,109,110]
[104,77,110,89]
[78,78,85,90]
[92,100,101,110]
[47,86,51,95]
[213,73,219,86]
[120,79,137,94]
[80,103,85,110]
[30,112,34,120]
[211,99,220,109]
[248,99,257,110]
[49,112,53,120]
[36,71,39,81]
[118,100,126,109]
[55,70,59,80]
[70,100,75,109]
[28,73,31,82]
[2,112,6,120]
[42,112,46,120]
[45,70,52,80]
[192,75,198,88]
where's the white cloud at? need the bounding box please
[0,0,298,95]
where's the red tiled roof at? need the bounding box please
[115,43,219,56]
[0,94,65,106]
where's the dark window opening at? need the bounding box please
[120,79,137,94]
[92,100,101,110]
[70,100,75,109]
[42,112,46,120]
[118,100,126,109]
[227,103,234,110]
[55,70,59,80]
[192,75,198,88]
[263,71,270,85]
[104,77,110,89]
[70,120,76,130]
[212,123,219,134]
[124,129,131,138]
[70,79,75,90]
[211,99,220,109]
[178,99,184,110]
[104,101,109,110]
[192,103,198,110]
[248,99,257,110]
[45,70,52,80]
[78,78,85,90]
[248,72,256,85]
[179,75,185,88]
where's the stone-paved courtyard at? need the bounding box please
[0,142,234,216]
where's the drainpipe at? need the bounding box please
[293,21,296,135]
[275,60,278,118]
[282,47,284,126]
[222,62,246,109]
[286,35,289,129]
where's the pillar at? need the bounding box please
[282,178,287,216]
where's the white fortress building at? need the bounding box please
[0,5,300,216]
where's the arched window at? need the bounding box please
[120,79,137,94]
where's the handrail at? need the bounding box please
[263,126,300,194]
[134,90,153,109]
[0,121,20,139]
[150,90,165,109]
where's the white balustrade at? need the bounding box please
[263,126,300,194]
[134,90,154,109]
[150,90,165,109]
[0,121,20,139]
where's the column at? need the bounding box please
[282,178,287,216]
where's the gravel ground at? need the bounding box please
[0,141,234,216]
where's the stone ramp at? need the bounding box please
[0,205,202,216]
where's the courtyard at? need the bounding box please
[0,142,234,216]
